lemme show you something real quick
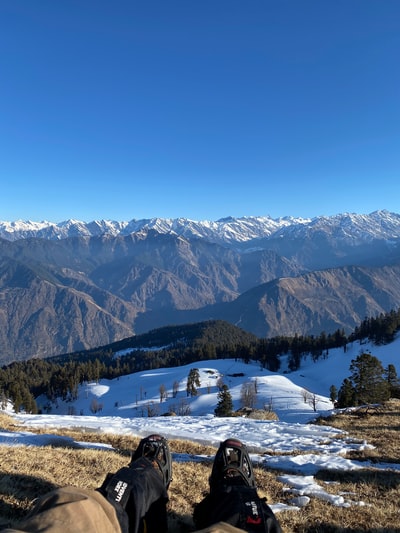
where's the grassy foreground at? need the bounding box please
[1,401,400,532]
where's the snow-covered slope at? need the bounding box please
[5,335,400,513]
[32,334,400,424]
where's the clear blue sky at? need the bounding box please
[1,1,399,222]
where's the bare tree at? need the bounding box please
[240,382,257,409]
[172,380,180,398]
[301,388,311,403]
[90,398,103,414]
[159,383,167,403]
[309,393,319,412]
[177,398,191,416]
[146,402,160,417]
[264,396,274,412]
[254,377,259,394]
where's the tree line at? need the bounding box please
[1,309,400,414]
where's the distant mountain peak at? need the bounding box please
[1,212,400,248]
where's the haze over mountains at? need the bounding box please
[1,210,400,363]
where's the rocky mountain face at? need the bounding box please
[1,210,400,363]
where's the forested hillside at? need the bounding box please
[1,310,400,415]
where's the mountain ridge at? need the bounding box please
[1,210,400,362]
[2,210,400,247]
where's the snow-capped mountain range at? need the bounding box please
[0,214,306,243]
[2,209,400,362]
[2,210,400,247]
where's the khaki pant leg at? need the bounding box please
[2,487,121,533]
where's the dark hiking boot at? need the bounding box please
[130,434,172,489]
[209,438,256,492]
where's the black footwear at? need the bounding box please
[209,438,256,491]
[130,434,173,488]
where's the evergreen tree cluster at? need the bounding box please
[1,309,400,414]
[336,353,400,408]
[350,309,400,345]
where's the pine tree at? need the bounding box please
[336,378,355,408]
[386,364,400,398]
[214,384,233,417]
[349,352,390,405]
[329,384,338,404]
[186,368,201,397]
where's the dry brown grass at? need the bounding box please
[316,399,400,465]
[0,412,22,432]
[1,401,400,532]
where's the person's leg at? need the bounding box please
[193,439,281,533]
[98,434,171,533]
[1,487,122,533]
[2,434,171,533]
